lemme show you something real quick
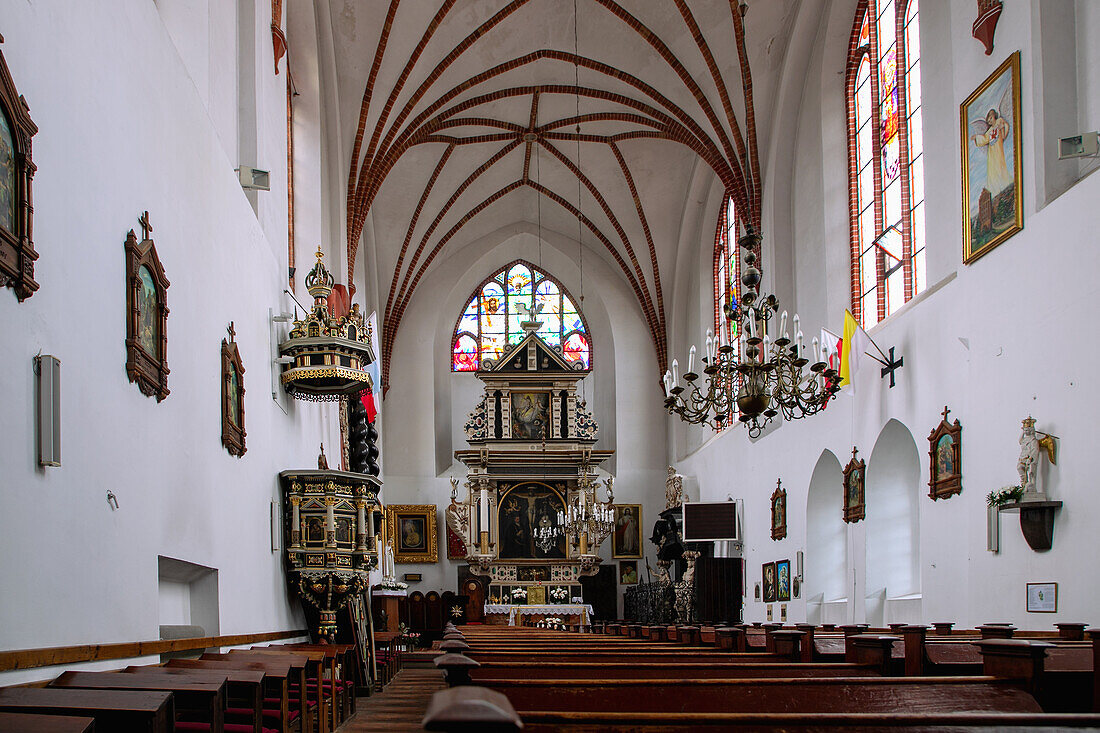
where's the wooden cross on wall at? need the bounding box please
[139,210,153,241]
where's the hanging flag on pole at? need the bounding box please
[360,311,381,423]
[820,327,842,373]
[839,310,872,391]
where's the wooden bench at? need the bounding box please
[123,666,264,733]
[0,711,95,732]
[230,649,327,731]
[0,687,173,732]
[467,660,878,681]
[196,655,303,733]
[166,659,293,733]
[49,670,225,732]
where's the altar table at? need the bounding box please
[483,603,593,626]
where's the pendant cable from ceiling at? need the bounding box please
[574,0,587,406]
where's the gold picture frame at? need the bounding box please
[961,51,1023,264]
[385,504,438,563]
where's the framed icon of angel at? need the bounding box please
[961,51,1022,263]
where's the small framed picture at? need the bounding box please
[754,582,761,600]
[928,406,962,500]
[843,448,866,523]
[618,560,638,585]
[776,559,791,602]
[1026,582,1057,613]
[766,604,773,621]
[762,562,777,603]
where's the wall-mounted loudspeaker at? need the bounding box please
[36,354,61,467]
[796,550,804,578]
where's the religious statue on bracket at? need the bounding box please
[124,211,171,401]
[1017,417,1057,498]
[665,466,684,510]
[446,477,471,559]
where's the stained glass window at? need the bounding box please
[452,261,591,371]
[713,194,741,343]
[848,0,925,329]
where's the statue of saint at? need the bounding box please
[665,466,684,510]
[384,538,396,580]
[446,478,470,549]
[1017,417,1057,495]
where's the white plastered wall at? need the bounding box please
[0,0,338,683]
[670,0,1100,628]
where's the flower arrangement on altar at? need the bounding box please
[510,587,528,602]
[987,485,1023,508]
[549,586,568,603]
[378,578,408,591]
[537,617,565,629]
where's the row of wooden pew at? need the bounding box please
[0,642,368,733]
[422,620,1100,731]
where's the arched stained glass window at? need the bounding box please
[452,261,591,371]
[847,0,925,329]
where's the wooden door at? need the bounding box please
[580,564,617,621]
[458,568,487,622]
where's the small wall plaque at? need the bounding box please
[403,573,422,582]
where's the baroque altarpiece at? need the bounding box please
[449,322,613,604]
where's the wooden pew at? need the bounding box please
[0,687,173,732]
[167,659,295,733]
[976,639,1095,713]
[200,654,309,733]
[229,649,327,733]
[48,670,225,732]
[467,661,878,681]
[463,650,779,665]
[122,666,264,733]
[256,645,349,731]
[0,712,95,732]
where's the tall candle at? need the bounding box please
[479,487,489,534]
[663,371,672,398]
[720,316,728,347]
[812,337,820,364]
[780,311,788,340]
[671,359,679,385]
[705,331,714,362]
[688,345,696,374]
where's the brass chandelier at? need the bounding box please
[664,229,841,438]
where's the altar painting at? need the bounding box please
[511,392,549,439]
[498,483,566,559]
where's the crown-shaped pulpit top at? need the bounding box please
[306,246,336,303]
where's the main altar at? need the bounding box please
[447,317,614,623]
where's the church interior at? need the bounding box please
[2,0,1100,730]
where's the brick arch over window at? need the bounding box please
[846,0,926,329]
[452,260,591,372]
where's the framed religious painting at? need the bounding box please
[510,391,550,439]
[770,479,787,540]
[843,447,866,523]
[498,482,567,560]
[762,562,777,603]
[612,504,643,559]
[385,504,438,563]
[776,559,791,602]
[618,560,638,585]
[0,39,39,301]
[961,51,1023,263]
[124,214,170,401]
[220,323,246,456]
[928,406,962,500]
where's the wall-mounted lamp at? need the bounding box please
[236,166,271,191]
[106,491,120,510]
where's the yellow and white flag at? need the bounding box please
[839,309,871,391]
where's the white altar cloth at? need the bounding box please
[483,603,593,626]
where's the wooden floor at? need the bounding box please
[339,669,446,732]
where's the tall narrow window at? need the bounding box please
[847,0,925,329]
[452,261,591,371]
[713,194,742,341]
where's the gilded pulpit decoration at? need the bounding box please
[125,212,170,401]
[843,447,866,523]
[220,322,246,456]
[928,406,962,500]
[280,467,381,640]
[770,479,787,540]
[0,35,39,301]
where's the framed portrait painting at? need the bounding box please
[385,504,438,563]
[612,504,643,558]
[776,559,791,602]
[843,448,866,523]
[618,560,638,585]
[928,406,962,500]
[770,479,787,540]
[762,561,777,603]
[961,51,1023,263]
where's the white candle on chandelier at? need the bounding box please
[705,330,714,362]
[780,311,788,340]
[792,314,800,344]
[796,330,804,358]
[671,359,679,385]
[748,314,756,339]
[662,370,672,398]
[812,337,820,364]
[720,315,729,347]
[688,345,696,374]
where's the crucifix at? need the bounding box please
[227,321,236,343]
[879,346,904,388]
[139,210,154,241]
[851,446,859,461]
[941,405,951,423]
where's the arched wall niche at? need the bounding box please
[865,418,922,626]
[805,449,847,625]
